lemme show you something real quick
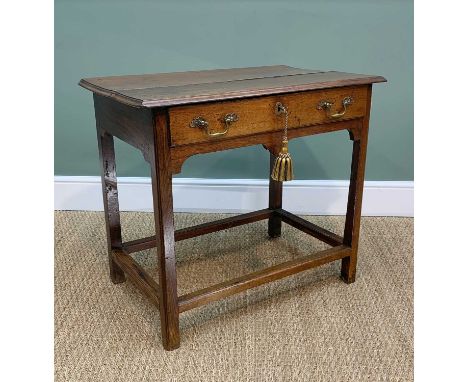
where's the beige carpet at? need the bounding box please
[55,211,413,382]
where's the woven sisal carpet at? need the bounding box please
[55,211,413,381]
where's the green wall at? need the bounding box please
[55,0,413,180]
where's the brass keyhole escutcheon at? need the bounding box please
[275,102,287,116]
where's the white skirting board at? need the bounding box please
[54,176,413,217]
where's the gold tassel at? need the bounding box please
[271,139,294,182]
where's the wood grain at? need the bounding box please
[121,209,273,254]
[341,85,373,284]
[169,86,368,146]
[268,152,283,238]
[80,65,315,91]
[112,249,160,307]
[95,126,126,284]
[178,245,351,313]
[170,118,362,174]
[80,66,386,107]
[93,94,154,162]
[276,209,343,247]
[175,209,272,241]
[149,110,180,350]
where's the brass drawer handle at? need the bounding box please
[317,96,354,119]
[190,113,239,137]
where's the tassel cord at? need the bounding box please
[271,103,294,182]
[282,106,289,142]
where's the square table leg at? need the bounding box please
[96,129,126,284]
[341,122,370,284]
[150,111,180,350]
[268,152,283,238]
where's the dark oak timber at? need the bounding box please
[268,152,283,238]
[170,118,362,174]
[341,85,373,284]
[113,249,160,307]
[178,245,351,313]
[122,209,273,254]
[150,111,180,350]
[80,66,385,107]
[121,236,158,255]
[176,208,272,241]
[169,86,369,146]
[81,66,385,351]
[93,94,153,162]
[276,209,343,247]
[95,126,126,284]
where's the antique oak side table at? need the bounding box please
[79,66,385,350]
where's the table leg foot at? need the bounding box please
[268,218,282,238]
[340,276,356,284]
[340,255,357,284]
[162,335,180,351]
[109,259,126,284]
[340,275,356,284]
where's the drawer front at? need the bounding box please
[169,86,368,146]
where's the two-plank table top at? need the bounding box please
[79,65,386,107]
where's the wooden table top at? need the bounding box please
[79,65,386,108]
